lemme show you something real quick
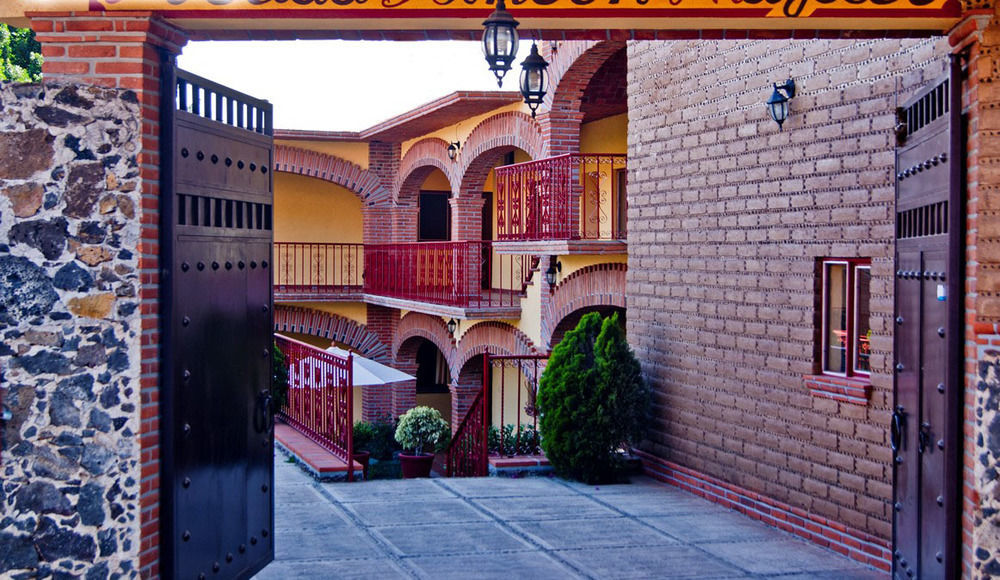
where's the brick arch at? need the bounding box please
[394,312,457,371]
[274,144,391,205]
[455,321,538,375]
[541,262,628,348]
[457,111,543,199]
[396,138,457,203]
[273,305,391,363]
[540,40,626,156]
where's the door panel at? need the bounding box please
[162,61,275,580]
[892,59,962,580]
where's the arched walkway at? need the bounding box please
[394,312,456,370]
[455,320,537,372]
[274,144,392,205]
[542,262,627,348]
[457,112,543,199]
[273,305,390,363]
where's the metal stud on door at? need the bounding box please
[892,57,963,580]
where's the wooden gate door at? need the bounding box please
[892,57,963,580]
[160,59,275,579]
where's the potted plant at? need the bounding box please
[352,421,376,480]
[394,406,450,478]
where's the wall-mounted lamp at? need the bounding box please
[544,258,562,287]
[447,318,458,336]
[482,0,519,87]
[447,141,461,161]
[519,43,549,119]
[766,79,796,131]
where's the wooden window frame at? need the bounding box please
[820,257,872,380]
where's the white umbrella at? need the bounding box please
[325,346,415,386]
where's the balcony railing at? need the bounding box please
[364,241,533,309]
[494,153,627,241]
[274,242,364,297]
[275,334,354,480]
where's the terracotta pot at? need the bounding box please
[352,450,371,481]
[399,453,435,478]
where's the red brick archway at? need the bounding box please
[539,40,625,156]
[394,312,456,371]
[273,305,391,363]
[396,138,457,202]
[542,262,627,348]
[274,144,391,205]
[457,111,543,199]
[455,320,538,371]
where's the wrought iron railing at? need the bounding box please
[446,387,488,477]
[275,334,354,480]
[274,242,364,296]
[364,241,533,309]
[447,353,549,477]
[494,153,627,241]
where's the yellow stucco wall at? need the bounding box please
[490,365,537,428]
[420,169,451,191]
[282,302,368,326]
[557,255,628,282]
[580,113,628,154]
[275,139,370,170]
[274,172,363,243]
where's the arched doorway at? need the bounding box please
[396,336,452,426]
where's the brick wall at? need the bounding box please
[626,37,949,549]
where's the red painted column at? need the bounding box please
[28,11,188,579]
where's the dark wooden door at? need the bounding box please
[160,59,275,580]
[892,58,963,580]
[482,191,493,289]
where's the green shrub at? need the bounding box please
[353,421,376,451]
[368,415,400,460]
[272,342,289,412]
[489,424,542,456]
[394,406,451,455]
[537,312,650,484]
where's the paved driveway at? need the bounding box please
[255,455,885,579]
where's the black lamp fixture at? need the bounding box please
[766,79,796,130]
[447,318,458,336]
[447,141,461,161]
[519,43,549,119]
[544,258,562,287]
[482,0,519,87]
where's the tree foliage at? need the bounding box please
[1,24,43,83]
[537,312,651,484]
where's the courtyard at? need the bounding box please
[255,454,884,579]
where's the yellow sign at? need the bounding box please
[92,0,959,20]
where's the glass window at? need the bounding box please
[822,259,871,378]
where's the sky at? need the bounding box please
[177,40,530,133]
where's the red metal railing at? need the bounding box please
[275,334,354,481]
[274,242,364,296]
[364,241,532,309]
[446,353,549,477]
[446,387,488,477]
[495,153,627,241]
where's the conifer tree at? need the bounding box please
[0,24,42,83]
[537,312,650,483]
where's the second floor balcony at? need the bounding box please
[274,241,533,319]
[494,153,627,254]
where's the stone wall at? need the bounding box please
[0,82,144,578]
[626,37,948,546]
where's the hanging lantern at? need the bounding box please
[519,43,549,119]
[482,0,519,87]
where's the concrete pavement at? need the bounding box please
[254,453,885,579]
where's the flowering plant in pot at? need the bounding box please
[394,406,450,478]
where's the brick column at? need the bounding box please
[452,358,484,431]
[538,110,583,157]
[28,12,187,579]
[951,12,1000,578]
[450,195,486,241]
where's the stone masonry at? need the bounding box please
[627,37,949,550]
[0,82,144,579]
